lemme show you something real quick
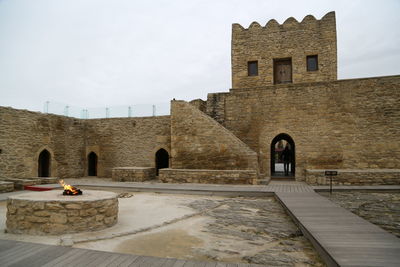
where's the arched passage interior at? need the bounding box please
[155,149,169,176]
[270,133,295,177]
[88,152,98,176]
[38,149,51,177]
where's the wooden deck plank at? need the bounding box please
[0,244,48,266]
[0,242,44,262]
[130,256,167,267]
[203,261,217,267]
[172,259,187,267]
[117,254,141,267]
[70,250,105,266]
[126,255,152,266]
[42,248,89,267]
[276,191,400,267]
[54,250,95,267]
[0,241,30,259]
[9,245,71,267]
[88,251,123,267]
[104,253,137,267]
[161,258,178,267]
[0,239,21,253]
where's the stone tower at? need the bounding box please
[231,11,337,88]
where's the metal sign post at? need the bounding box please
[324,170,338,194]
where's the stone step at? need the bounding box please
[257,179,270,185]
[0,181,14,193]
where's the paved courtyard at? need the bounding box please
[0,179,400,266]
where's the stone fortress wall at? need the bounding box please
[205,75,400,180]
[231,11,337,88]
[1,11,399,185]
[0,107,85,178]
[170,101,258,171]
[84,116,170,177]
[0,107,170,179]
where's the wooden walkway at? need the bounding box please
[1,180,400,266]
[276,191,400,267]
[0,239,262,267]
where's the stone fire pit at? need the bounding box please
[6,190,118,235]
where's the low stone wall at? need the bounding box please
[159,168,258,185]
[112,167,156,182]
[6,190,118,235]
[0,178,41,190]
[29,177,59,184]
[305,169,400,185]
[0,181,14,193]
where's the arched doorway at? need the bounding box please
[271,133,295,178]
[88,152,98,176]
[38,149,51,177]
[155,149,169,176]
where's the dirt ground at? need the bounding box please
[0,188,325,266]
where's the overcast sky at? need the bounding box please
[0,0,399,113]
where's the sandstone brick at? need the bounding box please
[26,215,48,223]
[49,213,67,224]
[65,203,82,210]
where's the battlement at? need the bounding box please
[232,11,335,32]
[232,11,337,88]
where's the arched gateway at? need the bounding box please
[270,133,295,177]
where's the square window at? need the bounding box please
[307,55,318,71]
[248,61,258,76]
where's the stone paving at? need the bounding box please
[320,191,400,238]
[184,196,324,266]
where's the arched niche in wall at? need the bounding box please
[38,149,51,177]
[155,148,169,176]
[88,152,98,176]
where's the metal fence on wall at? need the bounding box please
[43,101,170,119]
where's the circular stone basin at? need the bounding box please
[6,190,118,235]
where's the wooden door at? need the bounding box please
[274,59,292,84]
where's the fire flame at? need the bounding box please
[59,180,80,195]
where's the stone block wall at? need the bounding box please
[232,11,337,88]
[206,93,229,124]
[189,99,207,113]
[0,106,171,179]
[206,75,400,180]
[170,100,258,171]
[0,107,85,178]
[305,169,400,185]
[0,181,14,193]
[112,167,156,182]
[85,116,170,177]
[159,168,258,185]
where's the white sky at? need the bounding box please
[0,0,399,113]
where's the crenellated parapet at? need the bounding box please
[231,12,337,88]
[232,11,335,32]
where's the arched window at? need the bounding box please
[270,133,295,177]
[155,149,169,176]
[38,149,51,177]
[88,152,98,176]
